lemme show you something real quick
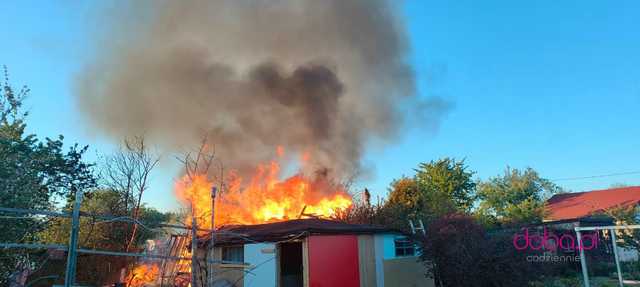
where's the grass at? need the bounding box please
[530,276,626,287]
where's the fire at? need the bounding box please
[126,264,160,287]
[125,245,192,286]
[123,149,351,286]
[175,149,353,228]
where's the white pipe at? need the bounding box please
[610,230,624,287]
[575,225,640,231]
[576,230,590,287]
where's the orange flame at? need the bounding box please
[125,247,192,286]
[124,149,352,286]
[175,149,353,228]
[126,264,160,287]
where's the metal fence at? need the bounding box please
[575,225,640,287]
[0,191,236,287]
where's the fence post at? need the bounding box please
[64,191,82,287]
[610,229,624,287]
[191,206,199,287]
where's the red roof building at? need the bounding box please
[545,186,640,221]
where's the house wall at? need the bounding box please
[357,235,377,287]
[380,234,396,260]
[243,243,277,287]
[373,235,385,287]
[383,257,433,287]
[209,247,245,287]
[203,233,434,287]
[374,233,435,287]
[307,235,360,287]
[302,239,309,287]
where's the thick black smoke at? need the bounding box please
[76,0,448,180]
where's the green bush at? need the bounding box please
[529,276,581,287]
[622,260,640,280]
[590,262,615,277]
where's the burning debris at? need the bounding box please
[123,236,193,287]
[126,264,160,287]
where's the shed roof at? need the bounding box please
[199,218,397,247]
[545,186,640,221]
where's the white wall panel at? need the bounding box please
[243,243,277,287]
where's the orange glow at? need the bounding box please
[126,264,160,287]
[175,149,353,228]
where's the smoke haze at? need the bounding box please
[77,0,447,180]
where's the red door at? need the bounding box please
[308,235,360,287]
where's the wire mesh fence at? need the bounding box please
[0,192,210,287]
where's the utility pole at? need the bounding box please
[64,190,82,287]
[208,186,217,287]
[191,203,199,287]
[208,164,223,287]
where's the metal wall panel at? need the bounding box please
[357,235,377,287]
[307,235,360,287]
[244,243,277,287]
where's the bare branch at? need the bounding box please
[99,135,160,252]
[178,135,220,182]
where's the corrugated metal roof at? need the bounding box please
[545,186,640,221]
[199,218,398,247]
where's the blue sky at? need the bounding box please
[1,1,639,210]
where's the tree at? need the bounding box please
[37,189,171,286]
[101,136,160,252]
[386,177,425,219]
[0,67,97,285]
[476,167,561,226]
[336,188,402,228]
[385,158,476,226]
[603,205,640,252]
[415,158,476,213]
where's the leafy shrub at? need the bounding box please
[590,262,615,277]
[622,260,640,280]
[420,214,543,286]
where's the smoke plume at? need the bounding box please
[77,0,447,180]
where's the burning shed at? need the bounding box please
[197,219,433,287]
